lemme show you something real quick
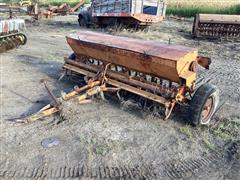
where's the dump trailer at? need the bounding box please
[0,19,27,53]
[192,14,240,39]
[17,31,219,126]
[78,0,167,27]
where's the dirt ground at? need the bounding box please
[0,15,240,179]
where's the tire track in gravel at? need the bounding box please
[197,62,240,104]
[0,164,155,179]
[137,132,169,161]
[0,145,237,179]
[200,69,240,85]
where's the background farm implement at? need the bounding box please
[0,19,27,53]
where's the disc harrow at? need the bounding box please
[0,19,27,53]
[192,14,240,39]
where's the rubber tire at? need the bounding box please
[189,83,219,126]
[21,33,27,45]
[68,53,76,60]
[78,17,87,28]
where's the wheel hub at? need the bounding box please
[201,97,214,123]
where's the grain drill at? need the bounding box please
[18,31,219,126]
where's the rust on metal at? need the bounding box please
[62,30,207,119]
[13,31,216,124]
[70,0,85,12]
[67,31,198,86]
[201,97,214,123]
[0,19,27,53]
[197,56,211,69]
[91,0,167,26]
[64,58,178,97]
[44,1,85,18]
[192,14,240,39]
[42,80,60,107]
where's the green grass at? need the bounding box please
[167,4,240,17]
[79,134,111,157]
[212,120,240,140]
[202,135,216,151]
[178,126,194,141]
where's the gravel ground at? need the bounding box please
[0,15,239,179]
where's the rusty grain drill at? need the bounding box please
[16,31,219,126]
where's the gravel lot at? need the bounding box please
[0,15,239,179]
